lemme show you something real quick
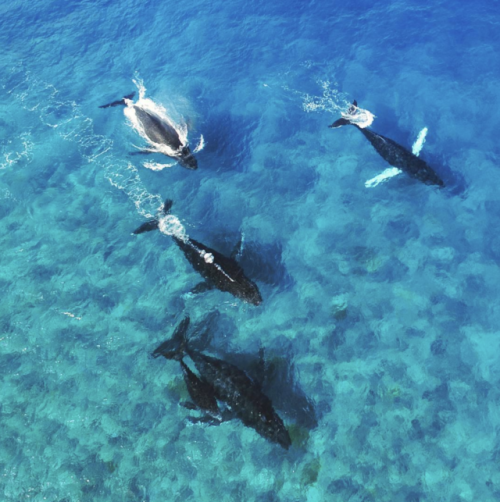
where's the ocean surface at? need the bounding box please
[1,0,500,501]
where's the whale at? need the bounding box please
[99,92,198,170]
[153,316,292,449]
[133,200,263,306]
[154,317,223,422]
[329,101,444,187]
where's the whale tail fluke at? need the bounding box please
[99,92,136,109]
[152,317,190,361]
[133,220,159,234]
[132,198,173,234]
[328,118,351,128]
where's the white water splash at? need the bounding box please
[340,106,375,129]
[365,127,428,188]
[143,161,177,171]
[281,79,375,128]
[300,80,348,115]
[123,75,207,170]
[193,134,205,153]
[158,214,188,241]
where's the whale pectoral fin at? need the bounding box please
[130,150,153,155]
[132,219,159,234]
[328,118,351,128]
[191,282,215,295]
[186,415,221,425]
[99,92,135,108]
[230,238,243,260]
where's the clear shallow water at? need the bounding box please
[1,1,500,501]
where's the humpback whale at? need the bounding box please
[154,317,223,422]
[153,316,292,449]
[133,200,262,306]
[99,92,198,170]
[329,101,444,187]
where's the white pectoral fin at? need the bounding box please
[412,127,428,157]
[365,167,402,188]
[365,127,429,188]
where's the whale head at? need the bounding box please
[238,280,263,306]
[178,146,198,170]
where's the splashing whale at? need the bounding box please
[329,101,444,187]
[99,90,198,170]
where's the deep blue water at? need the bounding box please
[2,1,500,501]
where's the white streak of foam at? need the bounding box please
[412,127,428,157]
[302,80,345,114]
[105,161,163,219]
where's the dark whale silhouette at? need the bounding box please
[133,200,262,306]
[329,101,444,187]
[153,316,291,449]
[154,317,223,422]
[99,92,197,170]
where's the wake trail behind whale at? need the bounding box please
[0,132,34,170]
[278,78,375,128]
[2,69,219,247]
[2,69,179,230]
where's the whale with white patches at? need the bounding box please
[329,101,444,187]
[133,200,262,306]
[99,92,198,170]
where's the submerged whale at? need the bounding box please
[153,316,292,449]
[329,101,444,187]
[99,92,198,170]
[133,200,262,306]
[156,317,223,422]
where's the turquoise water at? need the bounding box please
[2,0,500,500]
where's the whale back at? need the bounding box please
[174,236,262,305]
[134,106,183,150]
[359,128,444,186]
[188,351,291,449]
